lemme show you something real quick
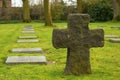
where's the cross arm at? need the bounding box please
[52,29,69,49]
[90,29,104,47]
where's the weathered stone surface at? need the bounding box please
[23,27,34,29]
[6,56,47,64]
[18,36,38,39]
[17,39,39,43]
[109,39,120,43]
[22,31,35,34]
[105,35,119,38]
[23,28,34,30]
[24,26,33,28]
[11,48,43,53]
[52,14,104,75]
[23,29,34,31]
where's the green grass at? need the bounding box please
[0,22,120,80]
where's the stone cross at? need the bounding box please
[52,14,104,75]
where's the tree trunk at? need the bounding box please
[77,0,82,13]
[44,0,53,26]
[22,0,31,23]
[113,0,120,21]
[2,0,7,8]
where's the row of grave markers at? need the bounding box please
[4,14,120,75]
[6,26,47,64]
[105,26,120,43]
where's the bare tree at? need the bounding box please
[22,0,31,22]
[77,0,82,13]
[44,0,53,26]
[2,0,7,8]
[113,0,120,21]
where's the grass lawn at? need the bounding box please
[0,22,120,80]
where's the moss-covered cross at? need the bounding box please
[52,14,104,75]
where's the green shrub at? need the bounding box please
[51,1,65,20]
[0,0,114,22]
[30,5,44,20]
[61,5,77,20]
[86,0,113,21]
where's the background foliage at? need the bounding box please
[0,0,115,22]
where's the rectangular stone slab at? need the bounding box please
[24,26,33,28]
[105,35,119,38]
[17,39,39,43]
[22,31,35,34]
[22,31,35,33]
[23,28,34,29]
[23,29,34,31]
[109,39,120,43]
[24,27,33,29]
[11,48,43,53]
[18,36,38,39]
[111,26,120,29]
[6,56,47,64]
[23,28,34,30]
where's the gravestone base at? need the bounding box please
[64,48,91,75]
[6,56,47,64]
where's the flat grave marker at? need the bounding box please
[23,29,34,31]
[23,28,33,29]
[105,35,119,38]
[11,48,43,53]
[18,36,38,39]
[6,56,47,64]
[22,31,35,33]
[109,38,120,43]
[24,26,33,28]
[22,31,35,34]
[111,26,120,29]
[17,39,39,43]
[23,27,33,29]
[23,28,34,30]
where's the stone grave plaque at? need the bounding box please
[6,56,47,64]
[24,26,33,28]
[23,28,33,30]
[18,36,38,39]
[109,38,120,43]
[22,31,35,34]
[23,27,34,29]
[111,26,120,29]
[105,35,119,38]
[17,39,39,43]
[11,48,43,53]
[23,29,34,31]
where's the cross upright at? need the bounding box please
[52,14,104,75]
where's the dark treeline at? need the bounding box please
[0,0,119,22]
